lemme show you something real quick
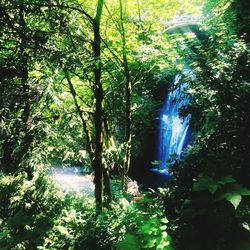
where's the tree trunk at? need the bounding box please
[119,0,132,192]
[19,4,33,180]
[103,166,112,206]
[92,0,107,213]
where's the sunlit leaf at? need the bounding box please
[224,193,242,209]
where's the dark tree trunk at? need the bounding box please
[92,0,109,213]
[119,0,132,192]
[103,166,112,206]
[19,4,33,180]
[1,4,33,178]
[122,67,132,192]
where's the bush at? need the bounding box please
[0,170,174,250]
[0,170,64,249]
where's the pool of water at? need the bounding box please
[49,167,95,195]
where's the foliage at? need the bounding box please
[163,1,250,249]
[0,169,174,249]
[1,0,250,249]
[116,192,174,250]
[0,170,64,249]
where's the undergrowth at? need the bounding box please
[0,170,173,250]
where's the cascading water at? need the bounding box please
[156,74,191,170]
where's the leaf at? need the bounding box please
[7,210,33,227]
[216,183,250,209]
[0,230,9,239]
[157,241,170,249]
[217,183,250,200]
[222,184,250,196]
[56,225,70,236]
[116,233,140,250]
[140,223,154,235]
[143,239,157,248]
[238,187,250,196]
[161,218,169,224]
[224,193,242,209]
[151,160,162,165]
[218,175,235,185]
[162,231,168,238]
[193,175,218,194]
[242,223,250,231]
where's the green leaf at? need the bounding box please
[218,175,235,185]
[193,175,218,194]
[116,233,140,250]
[143,239,157,248]
[157,241,170,249]
[56,225,70,236]
[0,230,9,239]
[224,184,250,196]
[140,223,154,235]
[160,218,169,224]
[217,183,250,209]
[7,210,33,227]
[160,225,167,230]
[225,193,242,209]
[242,223,250,231]
[151,160,162,165]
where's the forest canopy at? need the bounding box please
[0,0,250,249]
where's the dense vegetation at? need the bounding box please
[0,0,249,249]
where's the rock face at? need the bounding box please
[50,167,95,195]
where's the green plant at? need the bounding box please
[116,193,174,250]
[0,171,64,249]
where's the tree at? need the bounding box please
[0,1,50,179]
[164,1,250,249]
[91,0,107,212]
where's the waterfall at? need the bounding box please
[156,74,191,170]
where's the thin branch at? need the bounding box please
[64,70,94,159]
[103,2,122,33]
[2,2,94,22]
[131,63,143,85]
[101,38,124,66]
